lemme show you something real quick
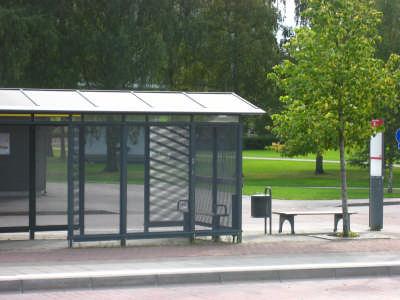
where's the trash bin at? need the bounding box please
[251,187,272,234]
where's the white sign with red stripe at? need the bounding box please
[370,132,383,176]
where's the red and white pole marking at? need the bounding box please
[370,119,384,177]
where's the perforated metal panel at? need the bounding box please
[148,126,190,225]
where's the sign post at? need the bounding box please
[369,119,384,230]
[396,129,400,150]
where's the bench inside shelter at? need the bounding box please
[177,199,229,232]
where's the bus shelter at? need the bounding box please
[0,89,264,247]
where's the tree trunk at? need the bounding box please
[315,153,324,174]
[339,129,350,237]
[388,160,393,193]
[60,127,66,160]
[104,127,118,172]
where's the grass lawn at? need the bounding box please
[243,150,400,199]
[46,149,400,200]
[243,149,341,160]
[46,157,144,184]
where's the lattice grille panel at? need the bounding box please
[149,126,190,223]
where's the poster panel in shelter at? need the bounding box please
[0,126,29,229]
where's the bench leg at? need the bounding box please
[288,216,295,234]
[279,215,295,234]
[183,212,190,232]
[212,216,221,242]
[279,215,284,233]
[269,216,272,235]
[334,214,342,232]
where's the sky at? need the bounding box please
[276,0,297,41]
[281,0,297,28]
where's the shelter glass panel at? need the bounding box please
[84,125,121,234]
[194,115,239,123]
[35,126,68,226]
[216,126,237,229]
[126,115,146,122]
[194,126,214,230]
[0,125,30,229]
[34,115,70,122]
[83,114,122,122]
[148,115,190,122]
[126,125,145,233]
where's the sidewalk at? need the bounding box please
[1,198,400,293]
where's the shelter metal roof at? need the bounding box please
[0,89,265,115]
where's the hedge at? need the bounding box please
[243,135,277,150]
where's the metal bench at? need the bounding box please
[177,200,229,227]
[273,210,357,234]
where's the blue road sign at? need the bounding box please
[396,129,400,150]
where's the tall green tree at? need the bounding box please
[276,0,328,174]
[269,0,397,236]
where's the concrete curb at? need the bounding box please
[1,262,400,293]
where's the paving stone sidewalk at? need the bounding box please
[1,197,400,293]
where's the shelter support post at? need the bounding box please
[29,125,36,240]
[120,123,128,247]
[67,123,74,248]
[212,127,219,241]
[233,123,243,243]
[78,126,85,235]
[188,121,195,242]
[144,122,150,232]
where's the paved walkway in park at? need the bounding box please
[1,197,400,293]
[243,156,400,168]
[243,156,340,163]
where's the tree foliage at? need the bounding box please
[0,0,281,115]
[0,0,281,171]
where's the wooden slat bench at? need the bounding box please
[273,211,357,234]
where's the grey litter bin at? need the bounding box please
[251,187,272,234]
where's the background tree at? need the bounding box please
[348,0,400,192]
[275,0,329,174]
[0,0,282,170]
[269,0,396,236]
[372,0,400,193]
[271,99,337,174]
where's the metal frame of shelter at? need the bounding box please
[0,89,264,247]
